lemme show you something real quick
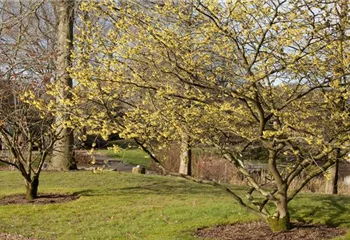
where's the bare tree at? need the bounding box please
[0,80,61,200]
[1,0,78,171]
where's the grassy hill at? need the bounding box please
[0,171,349,239]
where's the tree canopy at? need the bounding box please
[46,0,350,232]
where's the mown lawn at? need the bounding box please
[99,148,152,169]
[0,171,350,240]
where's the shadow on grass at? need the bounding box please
[73,189,96,197]
[71,177,350,230]
[290,194,350,227]
[72,177,246,199]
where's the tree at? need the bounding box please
[52,0,196,175]
[0,79,61,200]
[0,0,78,171]
[51,0,76,170]
[325,0,349,195]
[60,0,349,232]
[0,0,57,84]
[0,0,72,199]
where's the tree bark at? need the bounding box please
[267,214,290,232]
[179,132,192,176]
[51,0,76,170]
[267,149,291,232]
[326,149,340,194]
[25,176,39,201]
[267,188,291,232]
[325,0,348,195]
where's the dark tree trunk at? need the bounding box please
[25,176,39,200]
[326,149,340,194]
[325,0,347,195]
[332,157,339,194]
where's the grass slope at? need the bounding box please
[99,149,152,169]
[0,171,349,240]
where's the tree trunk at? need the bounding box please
[266,149,291,232]
[25,176,39,201]
[326,149,340,194]
[267,194,291,232]
[52,131,76,170]
[52,0,76,170]
[178,132,192,176]
[267,214,290,232]
[325,0,347,195]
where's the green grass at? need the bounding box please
[0,171,350,240]
[98,145,220,170]
[99,148,152,169]
[107,139,139,148]
[0,171,255,240]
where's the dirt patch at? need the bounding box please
[0,233,39,240]
[0,193,79,205]
[196,221,346,240]
[75,150,94,164]
[0,165,14,170]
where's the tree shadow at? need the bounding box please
[71,177,238,198]
[73,189,96,197]
[290,194,350,227]
[116,181,221,195]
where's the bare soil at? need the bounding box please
[0,193,79,205]
[0,165,13,171]
[0,233,39,240]
[196,221,346,240]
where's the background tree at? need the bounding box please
[325,0,349,194]
[59,0,349,232]
[54,0,196,175]
[1,0,78,171]
[0,0,79,197]
[0,0,57,84]
[51,0,76,170]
